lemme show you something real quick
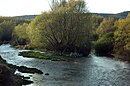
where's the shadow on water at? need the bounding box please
[0,44,130,86]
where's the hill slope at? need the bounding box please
[96,11,130,19]
[15,11,130,19]
[14,15,37,19]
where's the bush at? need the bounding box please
[12,23,29,45]
[91,32,99,41]
[77,42,91,56]
[94,32,115,56]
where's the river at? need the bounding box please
[0,44,130,86]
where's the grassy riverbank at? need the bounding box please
[19,51,65,61]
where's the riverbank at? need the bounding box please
[0,55,43,86]
[0,56,32,86]
[1,44,130,86]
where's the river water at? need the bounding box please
[0,44,130,86]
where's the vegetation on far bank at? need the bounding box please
[0,0,129,62]
[94,32,115,56]
[94,13,130,61]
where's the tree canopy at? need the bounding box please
[29,0,93,56]
[114,13,130,60]
[13,23,29,45]
[96,17,116,37]
[0,20,15,42]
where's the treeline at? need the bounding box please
[94,14,130,61]
[0,17,30,44]
[0,0,129,61]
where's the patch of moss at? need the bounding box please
[19,51,65,61]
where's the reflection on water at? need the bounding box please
[0,44,130,86]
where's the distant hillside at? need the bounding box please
[96,11,130,19]
[15,11,130,19]
[14,15,37,19]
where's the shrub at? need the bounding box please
[94,32,115,56]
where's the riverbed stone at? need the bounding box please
[18,66,43,74]
[45,73,49,75]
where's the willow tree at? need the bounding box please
[114,13,130,60]
[13,23,29,45]
[29,0,93,56]
[96,17,116,37]
[0,20,15,42]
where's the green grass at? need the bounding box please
[19,51,65,61]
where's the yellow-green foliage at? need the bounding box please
[91,15,103,31]
[97,17,116,37]
[14,23,29,39]
[94,32,115,56]
[28,13,48,48]
[13,23,29,45]
[114,13,130,58]
[28,0,93,56]
[0,17,30,43]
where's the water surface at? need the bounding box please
[0,44,130,86]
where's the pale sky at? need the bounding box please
[0,0,130,16]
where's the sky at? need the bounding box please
[0,0,130,16]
